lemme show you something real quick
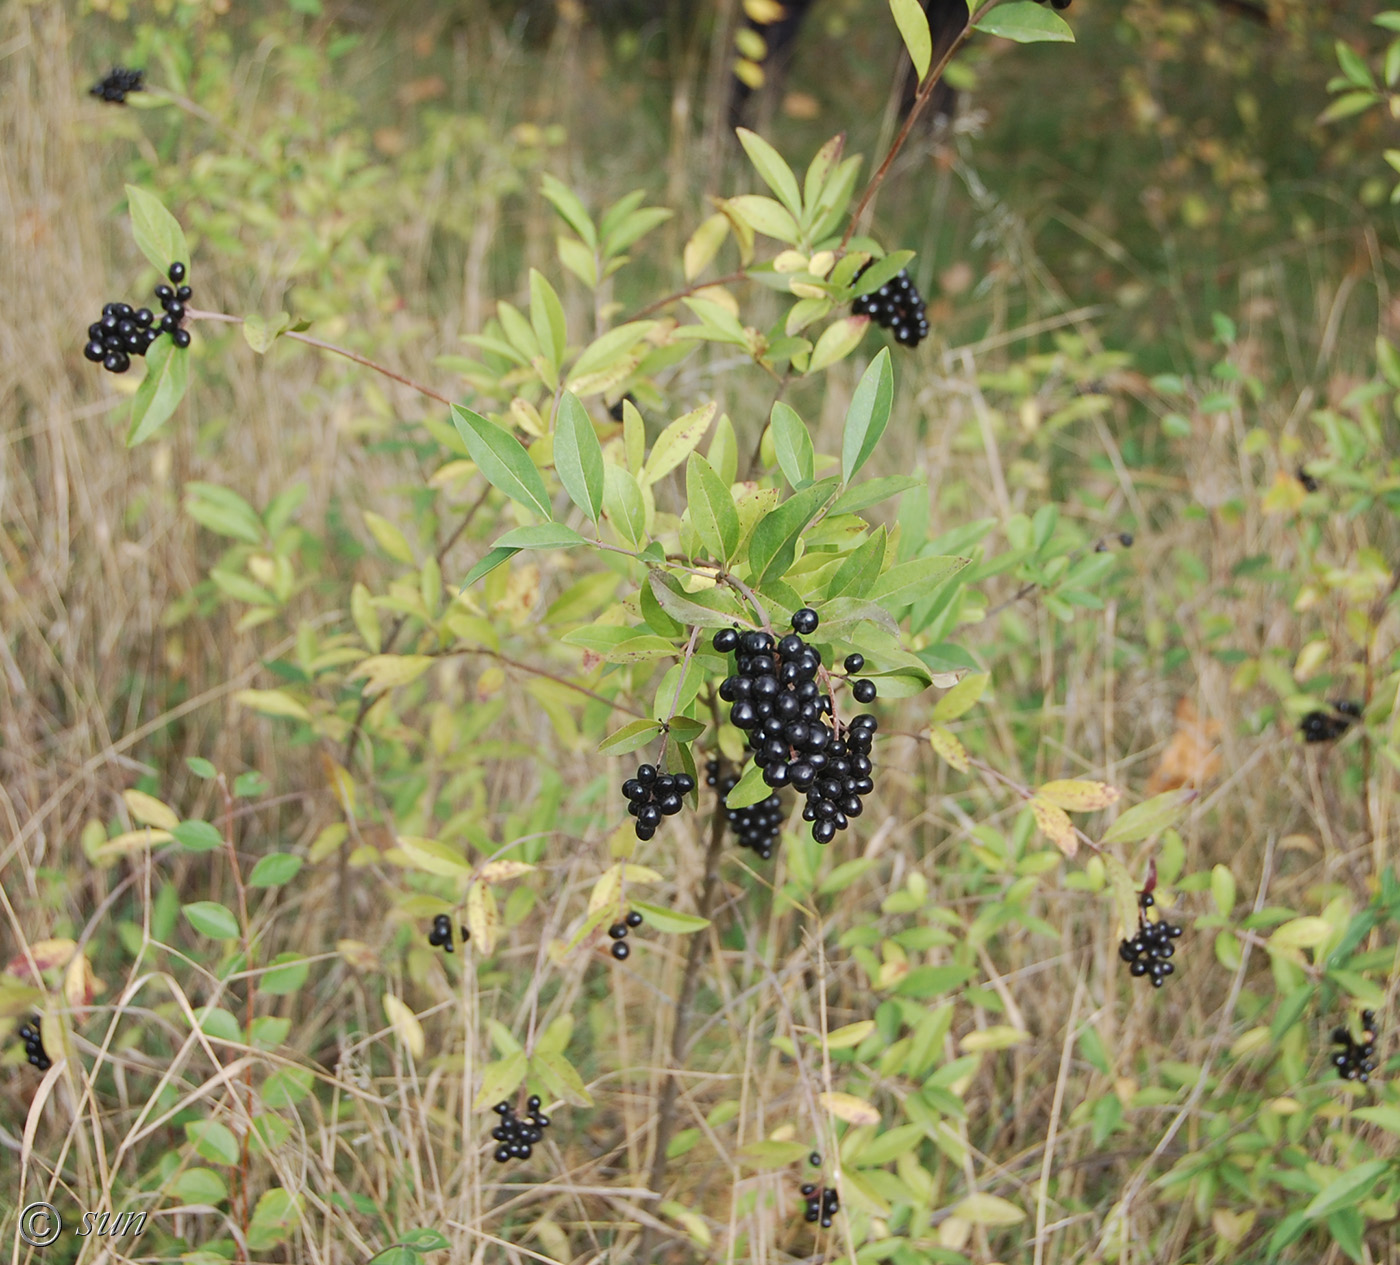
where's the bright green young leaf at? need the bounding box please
[603,464,648,547]
[185,483,264,544]
[400,1228,450,1253]
[459,547,519,589]
[598,718,666,756]
[127,336,190,446]
[725,760,771,810]
[1301,1160,1389,1221]
[450,405,553,521]
[770,402,815,490]
[364,511,416,564]
[867,554,967,609]
[186,1119,241,1166]
[126,184,190,276]
[529,268,567,370]
[540,174,598,249]
[746,478,838,588]
[889,0,934,80]
[182,901,241,941]
[685,453,741,562]
[850,250,918,297]
[802,133,846,213]
[973,0,1074,43]
[492,523,586,550]
[726,194,801,244]
[173,820,224,853]
[841,348,894,484]
[736,128,803,220]
[248,854,304,888]
[532,1047,594,1106]
[827,527,887,599]
[630,900,710,934]
[828,474,923,516]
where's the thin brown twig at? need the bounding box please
[623,269,751,322]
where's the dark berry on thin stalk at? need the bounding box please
[173,329,192,349]
[625,910,643,928]
[168,262,186,283]
[611,940,630,960]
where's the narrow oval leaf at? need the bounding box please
[1100,788,1196,844]
[726,194,800,244]
[890,0,934,79]
[724,760,771,811]
[819,1091,880,1125]
[630,900,710,934]
[809,315,870,373]
[770,402,815,490]
[1269,917,1334,950]
[1030,797,1077,856]
[248,854,303,888]
[473,1049,528,1111]
[383,994,425,1060]
[929,725,969,772]
[554,391,605,522]
[598,718,666,755]
[123,789,180,832]
[738,1139,813,1167]
[973,0,1074,42]
[686,452,741,562]
[467,882,500,955]
[1036,779,1120,812]
[825,1020,876,1049]
[644,402,718,486]
[182,901,241,941]
[397,835,473,877]
[492,523,585,550]
[736,128,803,218]
[951,1193,1026,1226]
[841,348,894,484]
[931,671,989,723]
[450,405,553,520]
[128,336,190,446]
[126,184,190,276]
[747,478,839,587]
[684,213,730,281]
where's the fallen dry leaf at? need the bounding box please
[1146,697,1222,794]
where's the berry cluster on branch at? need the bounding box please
[851,267,930,348]
[1118,891,1182,988]
[706,759,784,860]
[714,610,877,845]
[1331,1011,1379,1083]
[90,67,144,103]
[621,765,695,841]
[18,1018,50,1071]
[801,1182,840,1226]
[1300,699,1361,743]
[84,262,192,374]
[427,913,468,952]
[490,1096,550,1163]
[607,909,644,960]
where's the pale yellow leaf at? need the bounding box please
[397,835,473,877]
[951,1193,1025,1226]
[1030,797,1077,857]
[819,1091,880,1126]
[123,789,180,832]
[233,688,313,722]
[960,1026,1029,1053]
[478,860,536,883]
[929,725,969,772]
[1036,779,1121,812]
[383,994,425,1059]
[467,883,499,955]
[351,654,435,694]
[1269,916,1334,950]
[824,1020,875,1050]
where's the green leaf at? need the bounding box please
[400,1228,451,1253]
[364,510,416,564]
[841,348,894,484]
[770,403,815,490]
[540,174,597,249]
[828,474,923,516]
[1100,789,1196,845]
[172,1168,228,1205]
[460,547,519,589]
[828,528,888,599]
[174,820,224,853]
[808,316,869,373]
[746,478,839,588]
[867,555,968,609]
[737,1139,811,1167]
[492,523,585,550]
[186,1119,241,1166]
[725,761,771,810]
[449,405,553,520]
[646,570,744,628]
[645,402,718,486]
[185,757,217,779]
[686,453,741,562]
[127,335,190,446]
[735,128,803,220]
[930,671,989,722]
[259,954,309,995]
[473,1050,528,1111]
[185,483,264,544]
[182,901,241,941]
[248,854,304,888]
[603,464,648,548]
[532,1046,594,1106]
[973,1,1075,42]
[850,250,918,297]
[369,1250,419,1265]
[125,184,190,277]
[529,268,567,370]
[1319,91,1377,123]
[551,391,606,523]
[598,718,665,756]
[242,312,301,354]
[726,194,801,244]
[630,900,710,934]
[889,0,933,80]
[1301,1160,1389,1221]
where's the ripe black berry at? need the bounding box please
[1300,703,1359,743]
[90,67,144,104]
[852,679,877,704]
[621,760,689,838]
[850,265,931,348]
[713,627,739,653]
[173,329,192,349]
[611,940,630,960]
[1331,1010,1379,1083]
[489,1099,552,1163]
[625,910,643,928]
[809,1151,822,1166]
[608,922,628,940]
[428,913,456,952]
[707,760,785,859]
[802,1182,840,1227]
[17,1017,51,1071]
[1297,466,1320,493]
[791,608,819,635]
[843,654,864,673]
[168,262,187,283]
[1119,889,1183,988]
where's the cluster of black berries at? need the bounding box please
[428,914,469,952]
[18,1019,50,1071]
[490,1096,550,1163]
[713,610,877,846]
[621,764,695,841]
[606,910,644,960]
[801,1183,839,1227]
[1331,1011,1379,1083]
[1300,700,1361,744]
[706,760,784,860]
[84,263,192,375]
[1094,532,1135,552]
[851,267,930,348]
[1118,892,1182,988]
[1297,466,1320,493]
[90,67,144,103]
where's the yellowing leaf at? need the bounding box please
[337,940,378,971]
[824,1020,875,1050]
[473,1049,527,1110]
[1030,796,1077,857]
[931,672,990,723]
[644,402,718,486]
[478,860,536,883]
[96,828,174,862]
[63,952,103,1008]
[951,1193,1025,1226]
[123,789,180,832]
[467,882,500,955]
[959,1025,1029,1053]
[621,863,663,883]
[382,994,424,1059]
[1269,916,1334,950]
[683,213,730,281]
[929,725,969,772]
[234,689,312,723]
[1036,779,1120,812]
[363,510,416,564]
[819,1091,880,1125]
[351,654,435,694]
[396,834,472,877]
[321,753,357,818]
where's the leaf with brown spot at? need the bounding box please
[1030,796,1078,856]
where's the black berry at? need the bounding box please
[809,1151,822,1166]
[608,922,628,940]
[1331,1010,1379,1083]
[621,760,689,839]
[1297,466,1320,493]
[852,679,877,704]
[17,1017,51,1071]
[1300,704,1359,743]
[428,913,456,952]
[488,1099,552,1163]
[791,608,819,635]
[843,654,864,673]
[90,67,144,104]
[1119,889,1183,988]
[168,262,187,283]
[173,329,192,349]
[850,264,930,349]
[625,911,643,928]
[611,940,630,960]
